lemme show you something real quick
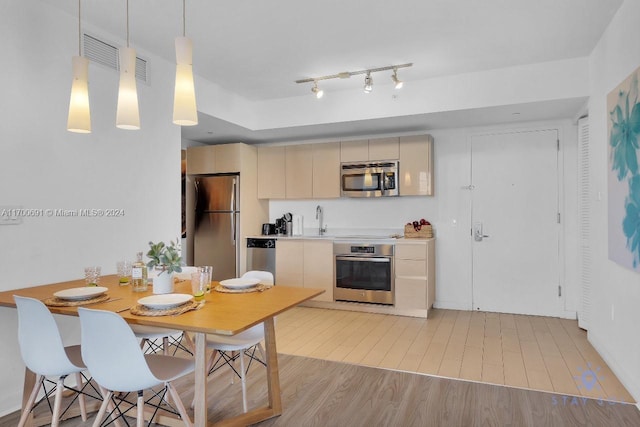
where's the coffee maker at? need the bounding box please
[275,218,286,235]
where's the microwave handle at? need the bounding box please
[382,172,390,193]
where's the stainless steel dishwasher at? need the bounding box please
[246,238,276,283]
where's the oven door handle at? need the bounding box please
[336,256,390,263]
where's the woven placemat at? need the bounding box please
[214,283,273,294]
[130,300,201,317]
[44,293,111,307]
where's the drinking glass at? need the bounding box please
[116,261,132,286]
[200,266,213,293]
[191,271,206,301]
[84,266,101,286]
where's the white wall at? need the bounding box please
[270,119,579,315]
[0,2,181,415]
[586,0,640,404]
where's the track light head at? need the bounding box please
[364,72,373,93]
[311,81,324,99]
[391,69,403,89]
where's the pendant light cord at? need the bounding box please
[126,0,130,47]
[182,0,186,37]
[77,0,81,55]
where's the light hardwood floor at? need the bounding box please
[1,308,637,426]
[274,307,635,403]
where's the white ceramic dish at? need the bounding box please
[137,293,193,309]
[54,286,108,301]
[219,278,260,289]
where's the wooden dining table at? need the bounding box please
[0,274,323,427]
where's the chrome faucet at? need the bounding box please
[316,205,327,235]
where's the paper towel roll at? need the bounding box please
[292,215,303,236]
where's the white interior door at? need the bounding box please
[471,130,561,316]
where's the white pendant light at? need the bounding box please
[173,0,198,126]
[67,0,91,133]
[116,0,140,130]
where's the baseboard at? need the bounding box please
[301,300,429,318]
[588,330,640,404]
[432,301,471,311]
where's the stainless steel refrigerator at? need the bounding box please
[192,174,239,281]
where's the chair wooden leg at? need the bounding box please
[257,343,266,363]
[239,351,247,413]
[230,351,238,384]
[137,392,144,427]
[75,372,87,421]
[51,375,66,427]
[167,383,193,427]
[17,374,43,427]
[181,331,195,353]
[91,389,112,427]
[204,349,218,374]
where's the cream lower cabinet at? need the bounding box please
[275,239,333,302]
[394,239,435,313]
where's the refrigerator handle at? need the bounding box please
[231,178,237,212]
[194,179,199,212]
[231,212,236,245]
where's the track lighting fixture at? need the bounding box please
[67,0,91,133]
[296,63,411,97]
[311,81,324,98]
[391,68,403,89]
[363,72,373,93]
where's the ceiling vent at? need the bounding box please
[83,33,148,84]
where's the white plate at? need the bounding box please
[219,278,260,289]
[54,286,108,301]
[137,294,193,309]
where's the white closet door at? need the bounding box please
[577,117,591,330]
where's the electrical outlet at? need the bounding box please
[0,206,23,226]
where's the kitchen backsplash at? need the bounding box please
[269,196,438,234]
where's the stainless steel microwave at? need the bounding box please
[341,161,399,197]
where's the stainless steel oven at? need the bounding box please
[334,242,394,305]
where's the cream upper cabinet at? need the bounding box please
[214,144,241,173]
[340,139,369,162]
[257,145,286,199]
[312,142,341,198]
[186,144,243,175]
[302,240,334,302]
[399,134,434,196]
[275,240,304,287]
[285,145,313,199]
[368,137,399,160]
[394,239,435,313]
[340,137,399,162]
[186,145,217,175]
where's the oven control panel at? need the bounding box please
[350,246,375,254]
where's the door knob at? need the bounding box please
[473,222,490,242]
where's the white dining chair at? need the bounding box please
[78,307,195,427]
[204,270,273,412]
[131,266,199,356]
[13,295,99,427]
[131,326,194,356]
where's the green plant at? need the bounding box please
[146,240,183,275]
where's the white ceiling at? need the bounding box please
[43,0,622,143]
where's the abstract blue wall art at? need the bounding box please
[607,66,640,272]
